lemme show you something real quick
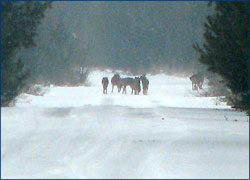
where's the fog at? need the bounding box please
[19,1,214,84]
[3,3,249,178]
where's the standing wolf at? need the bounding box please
[132,77,141,95]
[190,73,204,90]
[121,77,141,95]
[140,74,149,95]
[111,74,122,93]
[102,77,109,94]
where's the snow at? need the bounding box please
[1,70,249,178]
[15,70,229,109]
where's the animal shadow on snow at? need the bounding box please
[44,107,74,118]
[124,108,157,119]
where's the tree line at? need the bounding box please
[1,1,249,112]
[1,1,52,106]
[194,2,249,112]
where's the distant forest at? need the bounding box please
[19,2,213,79]
[2,1,249,111]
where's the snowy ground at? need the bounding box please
[1,70,249,178]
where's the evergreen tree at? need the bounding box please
[21,16,87,86]
[1,1,51,105]
[193,2,249,111]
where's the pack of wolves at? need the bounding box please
[102,74,149,95]
[102,72,204,94]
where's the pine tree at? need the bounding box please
[22,17,87,86]
[1,2,51,106]
[193,2,249,111]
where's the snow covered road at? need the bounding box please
[1,70,249,178]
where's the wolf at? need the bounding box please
[111,74,123,93]
[140,74,149,95]
[190,73,204,90]
[102,77,109,94]
[131,77,141,95]
[121,77,141,95]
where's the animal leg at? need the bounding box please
[122,86,126,94]
[112,85,114,93]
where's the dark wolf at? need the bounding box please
[102,77,109,94]
[140,74,149,95]
[121,77,141,95]
[190,73,204,90]
[111,74,123,93]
